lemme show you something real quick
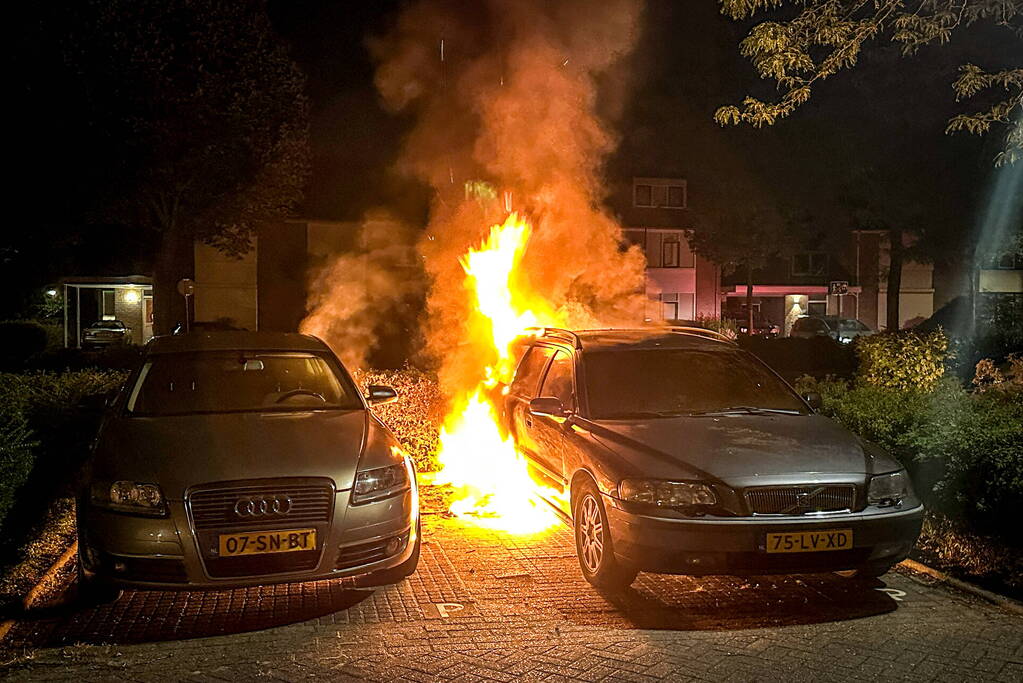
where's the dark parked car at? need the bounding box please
[790,316,874,344]
[725,312,780,337]
[82,320,131,348]
[503,327,922,590]
[77,331,419,600]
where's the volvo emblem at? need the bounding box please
[233,495,293,517]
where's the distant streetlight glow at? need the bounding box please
[46,288,58,297]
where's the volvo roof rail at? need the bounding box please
[669,326,738,345]
[523,327,583,349]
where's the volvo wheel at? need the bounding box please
[573,480,637,591]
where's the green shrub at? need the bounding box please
[855,329,950,391]
[0,321,49,369]
[356,366,444,472]
[0,369,127,534]
[801,371,1023,542]
[0,402,37,529]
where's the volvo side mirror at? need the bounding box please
[366,385,398,406]
[803,391,822,411]
[529,396,567,418]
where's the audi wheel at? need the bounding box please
[573,480,637,591]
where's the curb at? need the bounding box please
[0,541,78,643]
[898,558,1023,616]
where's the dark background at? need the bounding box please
[7,0,1018,318]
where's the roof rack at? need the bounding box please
[669,326,738,345]
[523,326,583,349]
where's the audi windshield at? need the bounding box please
[584,349,808,419]
[126,351,363,416]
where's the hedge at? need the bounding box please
[0,370,127,534]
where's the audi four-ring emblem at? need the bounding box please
[233,495,293,517]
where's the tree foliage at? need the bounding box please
[716,0,1023,165]
[60,0,310,254]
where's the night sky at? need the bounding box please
[267,0,1014,236]
[7,0,1018,313]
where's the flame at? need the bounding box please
[434,213,563,534]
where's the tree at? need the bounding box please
[715,0,1022,165]
[686,204,795,334]
[53,0,309,333]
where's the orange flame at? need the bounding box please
[434,213,563,534]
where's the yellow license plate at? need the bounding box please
[218,529,317,557]
[765,529,853,553]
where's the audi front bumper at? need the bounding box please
[77,486,419,590]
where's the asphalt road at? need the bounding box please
[1,489,1020,681]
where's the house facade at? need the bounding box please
[616,177,722,322]
[61,276,154,347]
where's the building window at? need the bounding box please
[101,289,116,321]
[791,252,828,277]
[634,179,687,209]
[993,252,1023,270]
[662,238,681,267]
[645,230,695,268]
[808,299,827,316]
[634,184,652,207]
[659,292,695,321]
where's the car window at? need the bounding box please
[510,346,554,398]
[792,319,808,332]
[538,351,575,410]
[127,351,362,416]
[584,349,807,418]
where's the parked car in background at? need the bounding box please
[82,320,131,348]
[790,316,874,344]
[502,327,923,590]
[725,312,780,337]
[77,331,419,601]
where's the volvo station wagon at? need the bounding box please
[503,327,923,590]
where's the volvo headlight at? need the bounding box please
[91,481,167,517]
[619,479,717,507]
[868,470,910,506]
[352,460,411,504]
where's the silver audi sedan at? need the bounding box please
[77,332,419,600]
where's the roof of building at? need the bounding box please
[147,331,330,355]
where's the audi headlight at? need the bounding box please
[91,481,167,517]
[619,479,717,507]
[352,460,411,504]
[868,470,911,507]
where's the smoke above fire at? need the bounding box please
[301,210,421,370]
[370,0,647,394]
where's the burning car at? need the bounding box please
[77,331,419,600]
[503,327,922,590]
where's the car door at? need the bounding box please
[528,350,576,484]
[505,345,555,461]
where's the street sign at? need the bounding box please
[829,281,849,296]
[177,278,195,297]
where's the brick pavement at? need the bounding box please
[1,490,1021,681]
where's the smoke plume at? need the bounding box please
[301,210,421,370]
[371,0,647,395]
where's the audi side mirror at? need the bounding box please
[366,385,398,406]
[529,396,567,418]
[803,392,822,411]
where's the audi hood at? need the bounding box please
[585,413,902,485]
[90,409,375,498]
